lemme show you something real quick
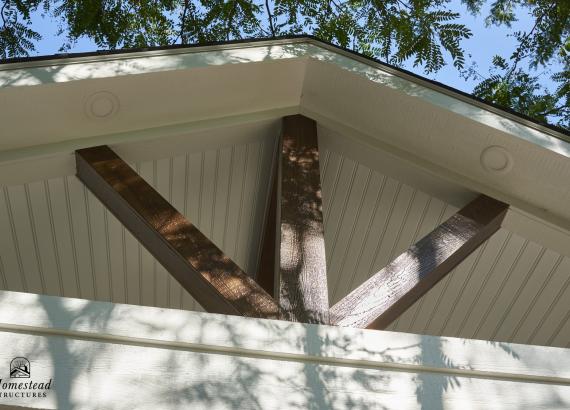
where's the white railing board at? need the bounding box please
[0,291,568,384]
[0,329,568,409]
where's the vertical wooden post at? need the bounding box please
[256,145,278,297]
[278,115,329,324]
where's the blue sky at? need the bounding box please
[401,1,548,91]
[27,1,554,96]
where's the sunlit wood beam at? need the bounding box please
[330,194,508,330]
[76,145,279,319]
[278,115,329,324]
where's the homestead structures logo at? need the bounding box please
[0,357,52,399]
[10,358,30,378]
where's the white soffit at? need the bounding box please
[0,38,568,229]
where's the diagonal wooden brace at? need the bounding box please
[76,145,279,319]
[330,194,508,330]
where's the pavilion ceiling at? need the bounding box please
[0,120,568,348]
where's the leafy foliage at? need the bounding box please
[1,0,473,72]
[53,0,177,50]
[462,0,569,128]
[0,0,42,58]
[471,57,567,127]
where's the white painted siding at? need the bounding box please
[0,291,568,409]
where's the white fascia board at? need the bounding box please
[0,107,296,185]
[0,40,311,88]
[0,290,569,384]
[300,43,570,157]
[1,38,567,157]
[308,107,570,243]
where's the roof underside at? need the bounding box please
[0,39,569,349]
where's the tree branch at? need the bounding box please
[537,105,569,117]
[225,1,237,41]
[1,0,9,28]
[178,0,190,44]
[265,0,275,37]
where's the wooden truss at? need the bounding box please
[76,114,508,329]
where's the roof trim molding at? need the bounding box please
[0,41,309,89]
[0,107,295,164]
[0,107,295,185]
[1,36,568,144]
[306,107,570,242]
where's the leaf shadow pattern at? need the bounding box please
[412,229,459,410]
[37,296,115,410]
[9,291,569,409]
[279,115,328,324]
[126,314,393,410]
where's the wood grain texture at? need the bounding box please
[330,194,508,330]
[76,145,279,319]
[279,115,329,324]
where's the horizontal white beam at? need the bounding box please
[1,332,567,409]
[0,108,295,186]
[0,291,568,378]
[1,290,567,382]
[0,291,568,408]
[1,290,569,382]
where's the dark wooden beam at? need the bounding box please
[278,115,329,324]
[76,145,279,319]
[256,148,278,297]
[330,194,508,330]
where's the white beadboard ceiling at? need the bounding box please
[319,143,570,349]
[0,135,275,313]
[0,123,568,349]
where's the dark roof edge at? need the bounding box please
[0,35,306,65]
[1,34,568,140]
